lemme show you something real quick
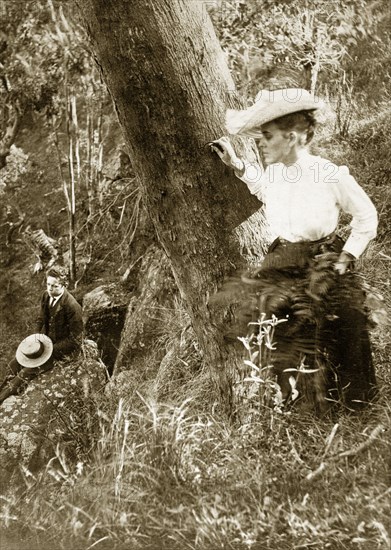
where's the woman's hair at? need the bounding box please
[46,265,68,286]
[273,109,317,144]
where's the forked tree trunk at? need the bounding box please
[74,0,263,414]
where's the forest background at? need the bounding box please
[0,0,390,549]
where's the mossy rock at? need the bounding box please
[0,342,106,489]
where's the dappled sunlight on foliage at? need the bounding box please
[209,0,390,103]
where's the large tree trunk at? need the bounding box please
[74,0,264,414]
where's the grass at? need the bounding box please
[1,336,390,550]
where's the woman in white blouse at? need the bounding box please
[212,88,378,411]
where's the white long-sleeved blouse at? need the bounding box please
[238,151,378,258]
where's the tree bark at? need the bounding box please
[0,105,21,169]
[73,0,264,414]
[114,245,176,374]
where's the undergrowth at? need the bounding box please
[1,304,390,550]
[1,391,389,550]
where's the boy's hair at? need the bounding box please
[273,109,317,144]
[46,265,68,286]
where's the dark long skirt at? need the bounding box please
[238,234,377,412]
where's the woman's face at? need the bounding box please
[254,121,294,165]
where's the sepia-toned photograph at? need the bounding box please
[0,1,390,549]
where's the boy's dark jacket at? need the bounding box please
[35,289,83,359]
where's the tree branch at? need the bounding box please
[0,104,22,169]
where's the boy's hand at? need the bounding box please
[209,137,244,172]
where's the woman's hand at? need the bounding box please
[209,137,244,173]
[334,251,356,275]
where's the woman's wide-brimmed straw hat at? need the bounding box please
[16,334,53,368]
[226,88,325,137]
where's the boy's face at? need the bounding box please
[46,276,64,297]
